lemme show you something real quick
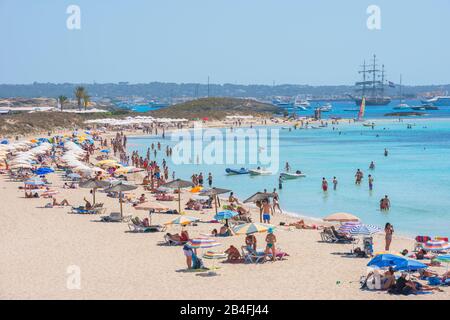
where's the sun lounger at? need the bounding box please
[163,234,188,245]
[320,228,356,244]
[100,212,132,222]
[128,223,166,233]
[241,247,266,263]
[71,206,105,215]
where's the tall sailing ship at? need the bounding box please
[351,54,392,106]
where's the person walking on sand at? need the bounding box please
[332,177,338,190]
[264,228,277,262]
[272,188,282,214]
[368,174,374,190]
[322,177,328,192]
[385,223,394,251]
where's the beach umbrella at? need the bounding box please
[24,177,45,186]
[338,221,362,234]
[232,222,274,235]
[423,240,450,252]
[243,192,275,204]
[348,224,381,236]
[67,173,81,180]
[79,179,110,204]
[199,187,231,213]
[187,238,221,249]
[164,216,199,226]
[214,210,238,223]
[323,212,360,223]
[134,201,169,225]
[367,254,427,271]
[33,167,54,175]
[202,251,227,276]
[435,254,450,272]
[104,181,138,218]
[160,179,195,213]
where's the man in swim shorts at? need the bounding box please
[261,199,273,223]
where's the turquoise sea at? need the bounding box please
[127,117,450,237]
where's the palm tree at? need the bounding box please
[74,86,85,111]
[58,95,68,112]
[83,93,90,111]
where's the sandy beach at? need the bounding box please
[1,122,449,300]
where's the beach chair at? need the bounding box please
[241,247,266,264]
[100,212,131,222]
[363,237,374,257]
[128,222,166,233]
[163,234,188,245]
[320,229,334,242]
[71,206,105,215]
[414,236,431,251]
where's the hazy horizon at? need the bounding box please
[1,0,449,85]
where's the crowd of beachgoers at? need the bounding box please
[0,116,449,299]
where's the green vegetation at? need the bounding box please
[74,86,85,111]
[150,97,281,120]
[58,95,68,111]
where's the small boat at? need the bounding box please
[393,103,410,110]
[225,168,249,175]
[411,105,438,111]
[363,122,375,127]
[318,103,332,112]
[280,172,306,180]
[249,168,272,175]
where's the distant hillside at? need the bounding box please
[149,97,282,119]
[0,110,132,137]
[1,82,448,99]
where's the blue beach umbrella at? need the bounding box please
[214,210,238,221]
[367,254,427,271]
[33,167,54,175]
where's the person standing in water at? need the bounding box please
[207,172,213,187]
[285,162,290,172]
[332,177,338,190]
[368,174,374,190]
[369,161,375,170]
[322,178,328,192]
[278,175,283,190]
[384,148,389,157]
[385,223,394,251]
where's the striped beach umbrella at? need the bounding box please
[349,224,381,236]
[202,251,227,276]
[187,238,221,249]
[435,254,450,271]
[423,240,450,252]
[232,222,274,235]
[338,221,362,234]
[164,216,199,226]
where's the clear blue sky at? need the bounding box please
[1,0,449,85]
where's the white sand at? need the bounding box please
[1,124,449,300]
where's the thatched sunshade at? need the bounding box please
[160,179,195,213]
[199,187,231,213]
[104,181,138,218]
[79,179,110,204]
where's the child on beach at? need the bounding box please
[264,228,277,262]
[261,199,273,223]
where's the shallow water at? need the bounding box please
[127,118,450,237]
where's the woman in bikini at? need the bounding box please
[384,223,394,251]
